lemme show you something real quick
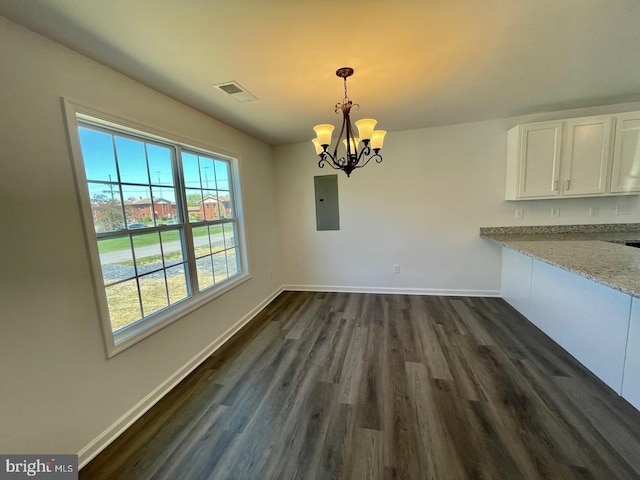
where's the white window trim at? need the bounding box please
[62,98,251,357]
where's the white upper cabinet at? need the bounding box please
[506,121,562,200]
[561,116,613,196]
[610,112,640,193]
[506,111,639,200]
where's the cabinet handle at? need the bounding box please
[553,180,558,191]
[565,180,570,190]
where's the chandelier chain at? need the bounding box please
[343,77,349,105]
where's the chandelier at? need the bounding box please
[312,67,387,177]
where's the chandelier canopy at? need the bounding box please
[312,67,386,177]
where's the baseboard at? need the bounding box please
[78,285,284,469]
[283,284,500,297]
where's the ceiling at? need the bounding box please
[2,0,640,146]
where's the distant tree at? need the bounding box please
[186,193,202,206]
[92,193,123,231]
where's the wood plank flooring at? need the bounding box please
[80,292,640,479]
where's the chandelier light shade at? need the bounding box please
[312,67,387,177]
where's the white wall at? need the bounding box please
[0,17,281,463]
[274,104,640,294]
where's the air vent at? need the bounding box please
[213,81,258,102]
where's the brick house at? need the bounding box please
[126,197,176,222]
[198,195,222,220]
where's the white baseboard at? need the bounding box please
[282,284,500,297]
[78,286,284,469]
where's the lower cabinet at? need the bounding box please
[528,259,630,394]
[501,248,633,397]
[623,298,640,410]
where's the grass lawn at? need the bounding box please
[107,274,189,331]
[107,253,237,331]
[99,222,237,331]
[98,224,223,254]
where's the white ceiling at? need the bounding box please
[2,0,640,146]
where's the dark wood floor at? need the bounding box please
[80,291,640,480]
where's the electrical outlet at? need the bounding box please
[393,264,400,274]
[616,204,630,215]
[551,207,560,218]
[515,208,524,219]
[589,206,599,217]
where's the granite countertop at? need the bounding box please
[480,223,640,298]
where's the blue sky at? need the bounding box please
[78,126,231,206]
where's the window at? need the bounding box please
[64,100,249,356]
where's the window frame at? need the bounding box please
[63,98,251,357]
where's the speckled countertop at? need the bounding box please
[480,224,640,298]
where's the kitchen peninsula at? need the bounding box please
[481,223,640,412]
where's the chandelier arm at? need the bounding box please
[335,155,348,167]
[331,104,349,160]
[355,144,371,166]
[318,152,349,170]
[318,152,337,170]
[318,158,339,170]
[345,113,359,165]
[351,144,384,169]
[354,152,383,169]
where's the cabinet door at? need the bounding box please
[610,112,640,193]
[517,122,563,198]
[561,116,613,196]
[623,297,640,410]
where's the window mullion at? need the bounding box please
[176,146,200,294]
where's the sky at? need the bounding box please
[78,125,231,207]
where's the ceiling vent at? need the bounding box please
[213,81,258,102]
